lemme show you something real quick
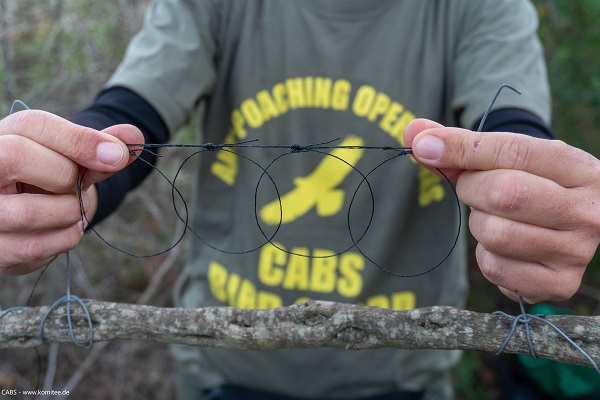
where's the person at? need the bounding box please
[1,0,599,399]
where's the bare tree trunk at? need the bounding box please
[1,300,599,369]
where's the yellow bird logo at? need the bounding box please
[260,135,365,225]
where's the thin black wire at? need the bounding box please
[3,86,599,375]
[9,99,29,114]
[81,156,190,258]
[171,147,283,255]
[252,146,377,258]
[95,139,414,260]
[348,155,461,278]
[477,83,522,132]
[126,140,413,153]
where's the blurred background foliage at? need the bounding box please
[534,0,600,298]
[0,0,147,116]
[536,0,600,155]
[0,0,598,399]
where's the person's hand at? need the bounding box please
[0,110,143,275]
[404,119,600,303]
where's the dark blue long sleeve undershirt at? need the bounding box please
[70,86,553,226]
[70,87,169,225]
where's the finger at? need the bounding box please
[0,192,87,232]
[469,209,595,267]
[2,255,58,276]
[475,244,584,302]
[403,118,445,148]
[404,119,466,181]
[497,286,540,305]
[0,223,84,271]
[404,119,464,181]
[1,111,142,173]
[458,169,582,229]
[0,135,79,193]
[78,124,145,189]
[410,124,600,188]
[497,287,522,303]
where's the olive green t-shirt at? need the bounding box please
[108,0,550,397]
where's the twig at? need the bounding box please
[1,301,598,369]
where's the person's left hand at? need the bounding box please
[404,119,600,303]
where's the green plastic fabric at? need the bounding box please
[517,303,600,398]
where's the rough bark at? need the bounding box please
[1,300,598,369]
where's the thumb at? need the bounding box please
[80,124,145,189]
[403,118,445,148]
[404,118,465,181]
[409,119,597,187]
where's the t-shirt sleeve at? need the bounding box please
[107,0,220,134]
[451,0,551,130]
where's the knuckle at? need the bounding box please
[583,200,600,235]
[567,236,598,267]
[543,261,585,302]
[57,160,80,190]
[477,216,511,252]
[457,134,478,168]
[4,110,95,163]
[0,135,26,178]
[59,124,100,164]
[487,174,527,214]
[552,274,581,302]
[476,245,503,284]
[17,227,81,264]
[561,227,600,266]
[576,245,596,267]
[62,127,90,159]
[59,197,84,226]
[468,209,486,241]
[3,197,38,230]
[20,236,49,263]
[552,140,583,168]
[64,226,83,250]
[2,109,32,128]
[4,109,50,137]
[499,134,532,170]
[478,262,498,284]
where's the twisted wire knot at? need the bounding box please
[290,143,308,153]
[203,143,222,152]
[493,297,599,374]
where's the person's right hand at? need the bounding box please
[0,110,143,275]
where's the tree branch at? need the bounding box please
[1,300,598,369]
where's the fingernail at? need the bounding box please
[96,142,124,166]
[415,136,445,160]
